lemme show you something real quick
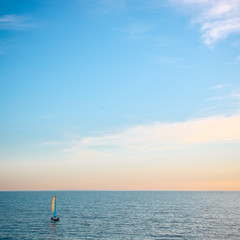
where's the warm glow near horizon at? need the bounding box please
[1,114,240,191]
[0,0,240,191]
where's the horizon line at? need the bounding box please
[0,189,239,192]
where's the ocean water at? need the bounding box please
[0,191,239,239]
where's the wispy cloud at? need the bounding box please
[208,95,226,101]
[0,14,33,30]
[213,84,225,89]
[62,114,240,155]
[170,0,240,45]
[208,89,240,101]
[200,85,240,117]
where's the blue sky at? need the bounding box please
[0,0,240,190]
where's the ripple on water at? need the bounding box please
[0,191,240,239]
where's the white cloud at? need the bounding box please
[201,17,240,45]
[170,0,240,45]
[64,114,240,154]
[0,14,33,30]
[213,84,224,89]
[208,95,226,101]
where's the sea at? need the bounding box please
[0,191,239,239]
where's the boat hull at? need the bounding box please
[51,217,59,221]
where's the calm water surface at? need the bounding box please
[0,191,239,239]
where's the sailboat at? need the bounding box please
[51,195,60,221]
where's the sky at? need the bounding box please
[0,0,240,191]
